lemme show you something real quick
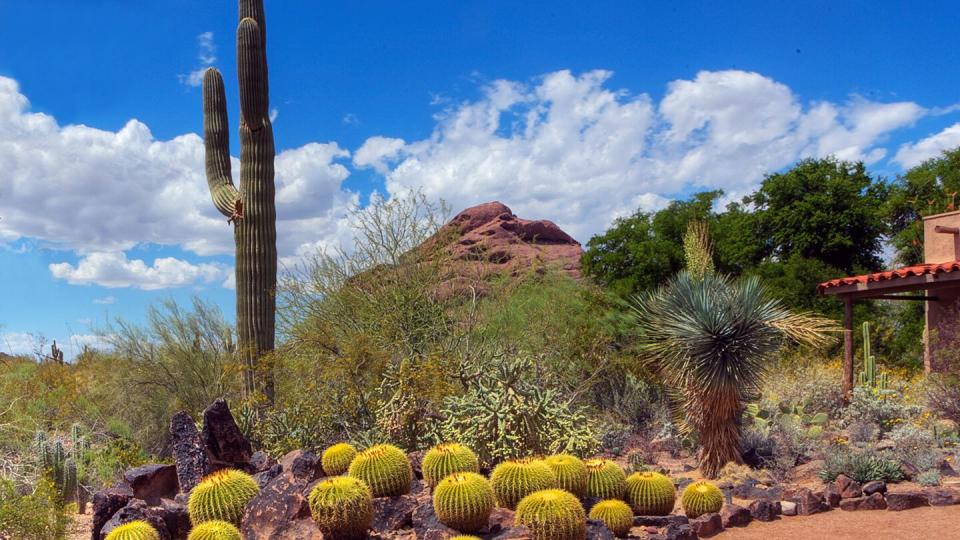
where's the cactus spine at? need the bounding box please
[187,520,243,540]
[681,481,723,518]
[104,520,161,540]
[588,499,634,537]
[858,322,888,391]
[203,0,277,402]
[322,443,358,476]
[308,476,373,540]
[544,454,588,498]
[347,444,413,497]
[584,459,626,500]
[449,537,483,540]
[515,489,587,540]
[490,458,558,510]
[188,469,260,525]
[432,472,495,533]
[624,471,675,516]
[422,443,480,488]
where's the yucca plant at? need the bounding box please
[629,221,834,477]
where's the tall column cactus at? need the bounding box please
[202,0,277,402]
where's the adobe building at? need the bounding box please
[818,210,960,396]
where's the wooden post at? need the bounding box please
[843,296,854,401]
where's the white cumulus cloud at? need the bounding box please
[894,123,960,168]
[49,252,229,290]
[180,31,217,87]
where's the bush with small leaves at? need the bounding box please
[916,469,941,487]
[515,489,587,540]
[625,471,675,516]
[588,499,633,537]
[188,469,260,525]
[490,458,557,509]
[544,454,588,497]
[433,472,495,533]
[818,446,905,484]
[584,459,626,500]
[681,481,723,518]
[322,443,358,476]
[308,476,373,540]
[423,443,480,487]
[105,520,161,540]
[187,520,242,540]
[348,444,413,497]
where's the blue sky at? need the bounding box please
[2,1,960,358]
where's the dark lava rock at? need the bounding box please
[862,481,887,496]
[123,464,179,505]
[899,462,919,481]
[150,499,190,540]
[99,499,170,540]
[835,474,862,499]
[927,487,960,506]
[720,503,752,527]
[886,491,929,511]
[91,483,133,540]
[664,523,698,540]
[485,507,534,539]
[633,515,689,527]
[407,450,426,480]
[732,483,783,501]
[690,512,723,537]
[587,518,616,539]
[823,483,841,507]
[785,487,830,515]
[748,499,781,521]
[839,493,887,511]
[374,494,418,531]
[254,463,283,489]
[169,410,208,493]
[201,398,253,471]
[278,449,324,482]
[240,462,314,540]
[938,458,958,477]
[250,450,277,473]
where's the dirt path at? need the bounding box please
[67,512,91,540]
[721,505,960,539]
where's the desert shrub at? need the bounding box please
[760,354,845,418]
[926,374,960,425]
[915,469,941,487]
[430,355,599,466]
[242,402,332,458]
[841,386,919,433]
[888,424,939,471]
[847,421,880,445]
[819,446,904,483]
[0,478,68,539]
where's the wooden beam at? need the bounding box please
[861,294,940,301]
[843,296,854,403]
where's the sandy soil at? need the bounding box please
[67,512,91,540]
[721,505,960,540]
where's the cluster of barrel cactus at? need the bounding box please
[490,457,558,509]
[588,499,634,537]
[515,488,587,540]
[187,469,260,526]
[625,471,676,515]
[432,472,495,532]
[544,454,588,497]
[308,476,373,539]
[584,458,627,500]
[422,443,480,487]
[321,442,358,476]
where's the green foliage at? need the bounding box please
[431,354,599,467]
[680,481,723,518]
[489,458,557,510]
[432,472,495,533]
[187,520,243,540]
[347,444,412,497]
[321,443,358,476]
[818,447,905,484]
[104,520,161,540]
[515,489,586,540]
[857,322,889,391]
[888,424,939,471]
[422,443,480,488]
[187,469,260,526]
[543,454,588,498]
[625,471,675,516]
[588,499,634,537]
[926,373,960,425]
[842,386,919,434]
[0,478,68,540]
[308,476,373,540]
[584,458,626,500]
[746,401,828,439]
[916,469,941,487]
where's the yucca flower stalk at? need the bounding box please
[630,221,835,477]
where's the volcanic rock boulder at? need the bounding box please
[241,450,325,540]
[169,410,208,493]
[201,398,253,471]
[91,484,133,540]
[123,464,179,505]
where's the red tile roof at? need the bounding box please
[817,261,960,293]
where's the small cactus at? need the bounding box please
[588,499,634,537]
[348,444,412,497]
[681,481,723,518]
[308,476,373,540]
[187,520,243,540]
[188,469,260,525]
[584,459,626,500]
[544,454,588,497]
[433,472,495,533]
[515,489,587,540]
[104,520,161,540]
[422,443,480,488]
[322,443,358,476]
[490,458,557,510]
[624,471,675,516]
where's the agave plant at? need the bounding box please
[629,221,834,477]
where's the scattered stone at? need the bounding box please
[785,487,829,515]
[899,462,919,481]
[748,499,780,521]
[939,458,958,477]
[250,450,276,473]
[91,483,133,540]
[835,474,862,499]
[927,487,960,506]
[374,494,418,531]
[201,398,253,471]
[886,491,929,511]
[780,501,797,516]
[123,464,179,506]
[690,512,723,537]
[487,507,517,534]
[862,481,887,496]
[254,463,283,489]
[240,461,314,539]
[169,411,208,493]
[586,518,616,540]
[732,484,782,501]
[720,504,752,527]
[278,449,323,482]
[839,493,887,511]
[674,477,694,491]
[633,515,689,527]
[99,499,170,540]
[150,499,190,540]
[822,483,841,507]
[407,450,426,480]
[647,523,697,540]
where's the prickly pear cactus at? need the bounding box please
[422,443,480,488]
[625,471,675,516]
[584,459,626,500]
[490,458,557,510]
[321,443,358,476]
[308,476,373,540]
[681,480,723,518]
[187,520,243,540]
[515,489,587,540]
[544,454,588,498]
[588,499,634,537]
[347,444,412,497]
[187,469,260,525]
[104,520,161,540]
[432,472,495,533]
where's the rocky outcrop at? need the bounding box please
[169,411,207,493]
[91,484,133,540]
[690,512,723,537]
[839,493,887,511]
[747,499,780,521]
[123,464,178,505]
[720,504,752,527]
[886,491,929,511]
[201,398,253,472]
[241,450,324,540]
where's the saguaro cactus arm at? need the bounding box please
[202,69,240,219]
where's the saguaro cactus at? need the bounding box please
[202,0,277,401]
